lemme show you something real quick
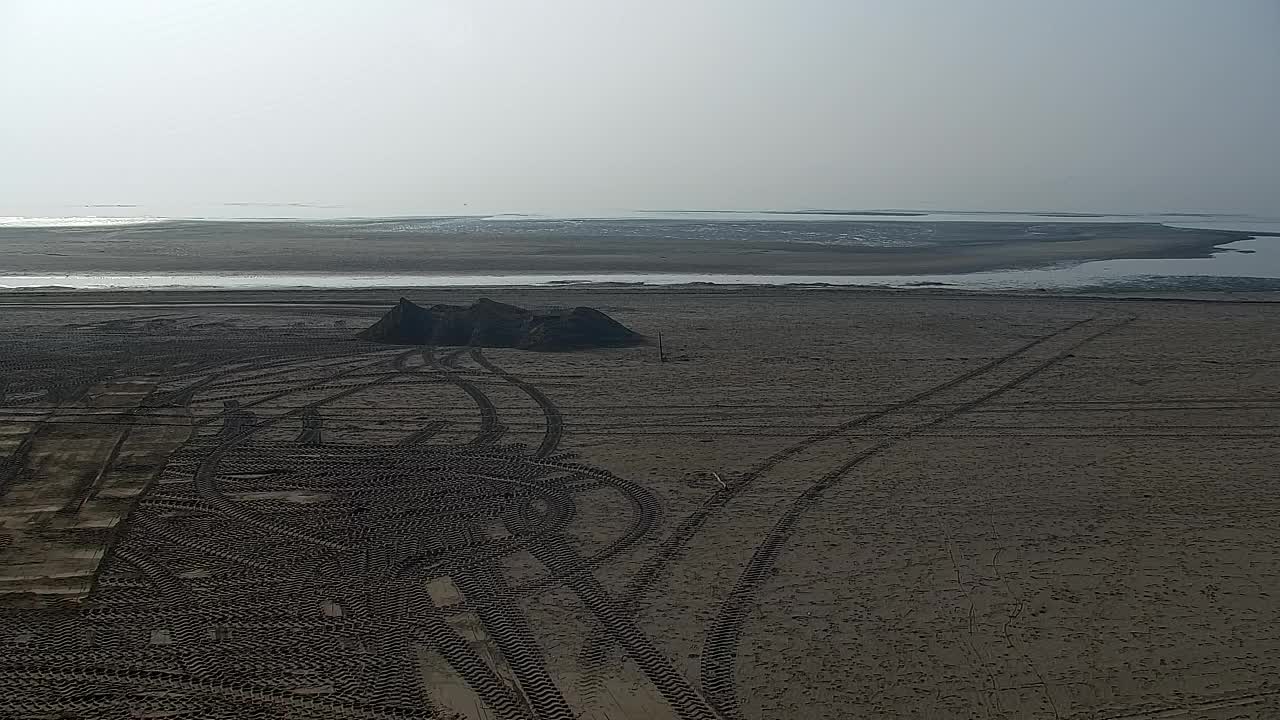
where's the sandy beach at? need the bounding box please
[2,285,1279,719]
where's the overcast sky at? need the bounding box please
[2,0,1277,217]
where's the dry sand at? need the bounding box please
[1,286,1279,719]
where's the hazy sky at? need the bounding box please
[2,0,1278,216]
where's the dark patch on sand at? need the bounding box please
[358,297,643,351]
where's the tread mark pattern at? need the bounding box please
[697,317,1134,719]
[3,338,684,719]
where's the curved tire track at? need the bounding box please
[698,316,1134,719]
[397,419,449,446]
[454,566,576,720]
[192,350,418,551]
[577,318,1105,681]
[604,317,1098,618]
[470,349,563,458]
[534,537,718,720]
[429,348,505,445]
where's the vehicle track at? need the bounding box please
[412,607,531,720]
[601,316,1097,611]
[439,454,662,598]
[697,316,1134,719]
[189,350,581,717]
[429,347,505,445]
[192,350,418,551]
[470,349,563,458]
[454,565,576,720]
[7,339,661,719]
[194,352,396,428]
[574,316,1115,688]
[130,514,280,574]
[151,344,388,408]
[396,420,449,446]
[533,536,719,720]
[111,546,210,679]
[1,667,425,719]
[0,433,33,494]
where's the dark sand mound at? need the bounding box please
[357,298,643,351]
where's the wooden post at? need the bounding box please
[658,330,667,362]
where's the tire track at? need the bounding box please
[454,565,576,719]
[194,352,395,428]
[0,433,33,494]
[436,455,662,598]
[192,349,418,551]
[697,317,1134,719]
[155,346,388,408]
[533,537,719,720]
[428,348,505,445]
[397,420,450,446]
[1,667,423,719]
[4,333,738,718]
[470,349,563,458]
[112,547,209,679]
[579,317,1103,679]
[130,514,280,574]
[413,608,531,720]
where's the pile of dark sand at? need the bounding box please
[357,298,643,351]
